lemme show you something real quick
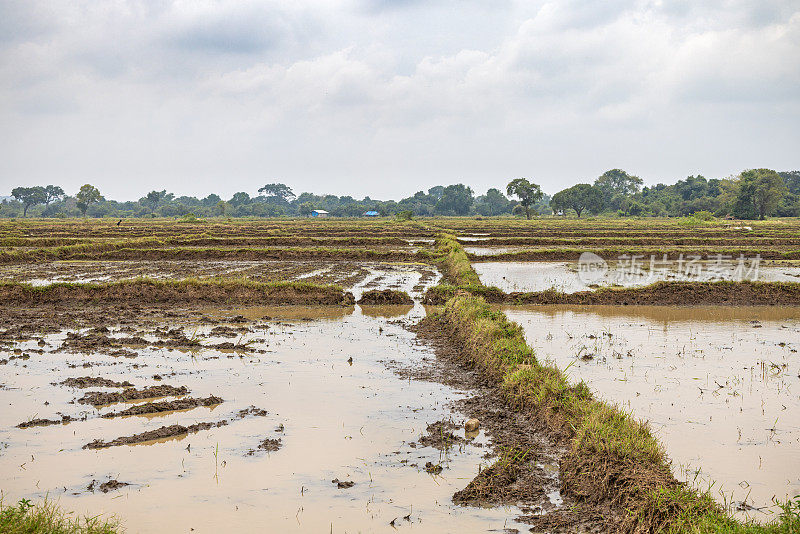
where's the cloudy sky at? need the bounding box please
[1,0,798,200]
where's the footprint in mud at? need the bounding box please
[412,420,465,451]
[246,437,282,456]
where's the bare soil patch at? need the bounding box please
[357,289,414,305]
[58,376,133,388]
[77,385,189,406]
[83,421,229,449]
[101,395,223,418]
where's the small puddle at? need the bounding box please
[503,304,800,520]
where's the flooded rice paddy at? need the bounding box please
[0,260,440,300]
[503,304,800,519]
[475,261,800,293]
[0,305,534,533]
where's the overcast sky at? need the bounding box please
[1,0,798,200]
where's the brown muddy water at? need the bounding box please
[0,305,533,533]
[475,261,800,293]
[503,304,800,521]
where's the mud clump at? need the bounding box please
[424,462,443,475]
[453,447,542,506]
[87,479,130,493]
[209,325,246,336]
[357,289,414,305]
[78,384,189,406]
[415,420,464,451]
[246,437,282,455]
[84,421,228,449]
[58,376,133,389]
[102,395,223,418]
[237,406,268,418]
[17,415,73,428]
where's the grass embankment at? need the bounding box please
[0,235,422,248]
[0,243,435,264]
[0,278,355,306]
[427,234,799,532]
[0,497,120,534]
[0,218,435,240]
[425,280,800,306]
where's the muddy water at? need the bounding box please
[503,304,800,520]
[0,306,527,533]
[475,261,800,293]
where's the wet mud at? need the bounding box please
[84,420,231,449]
[77,385,189,406]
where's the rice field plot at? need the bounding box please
[474,260,800,293]
[503,304,800,521]
[0,303,546,533]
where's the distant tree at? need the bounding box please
[436,184,474,215]
[298,202,315,216]
[11,186,47,216]
[479,188,512,216]
[216,200,229,216]
[43,185,65,206]
[145,190,171,211]
[550,183,603,217]
[780,171,800,194]
[229,192,251,207]
[733,169,786,220]
[594,169,642,212]
[258,183,295,202]
[506,178,543,220]
[594,169,643,197]
[427,186,445,200]
[76,184,102,217]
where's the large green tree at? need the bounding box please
[144,190,172,211]
[594,169,642,211]
[11,186,47,216]
[476,188,512,216]
[551,183,603,217]
[76,184,102,217]
[436,184,474,215]
[43,185,65,206]
[506,178,543,219]
[258,183,295,202]
[733,169,786,220]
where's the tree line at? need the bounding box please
[2,168,798,219]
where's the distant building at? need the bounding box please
[311,210,329,218]
[363,211,379,217]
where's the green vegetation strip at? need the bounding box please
[0,497,119,534]
[0,244,436,264]
[0,278,355,306]
[427,232,799,532]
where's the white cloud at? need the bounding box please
[0,0,798,199]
